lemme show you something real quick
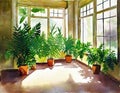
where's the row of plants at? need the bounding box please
[5,22,118,75]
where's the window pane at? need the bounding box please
[97,0,102,5]
[81,19,84,42]
[50,18,64,35]
[104,19,110,36]
[31,18,47,37]
[97,37,103,47]
[18,7,28,27]
[31,8,47,17]
[104,11,110,18]
[97,20,103,36]
[81,17,93,45]
[111,9,116,17]
[104,0,109,9]
[111,0,117,6]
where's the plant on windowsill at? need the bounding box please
[5,22,41,75]
[64,36,75,63]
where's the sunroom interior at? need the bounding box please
[0,0,120,93]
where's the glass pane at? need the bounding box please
[90,2,93,8]
[97,37,103,47]
[81,17,93,45]
[104,11,110,18]
[110,17,117,52]
[90,9,93,14]
[31,18,47,37]
[31,8,47,17]
[97,13,103,19]
[97,20,103,36]
[97,5,103,11]
[111,9,117,17]
[104,36,110,49]
[58,9,63,14]
[18,7,28,27]
[111,0,117,6]
[104,19,110,36]
[81,19,84,42]
[97,0,102,5]
[104,0,110,9]
[50,18,64,35]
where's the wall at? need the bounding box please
[0,0,15,69]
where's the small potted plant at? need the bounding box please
[64,36,75,63]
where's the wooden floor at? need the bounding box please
[0,60,120,93]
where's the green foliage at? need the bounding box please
[87,47,99,65]
[6,22,41,67]
[19,7,45,24]
[87,44,108,65]
[64,36,75,55]
[47,24,60,58]
[31,8,45,13]
[19,7,27,24]
[103,51,118,72]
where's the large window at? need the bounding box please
[18,7,65,37]
[97,0,117,53]
[80,2,93,45]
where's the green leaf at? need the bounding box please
[19,8,27,16]
[19,16,26,24]
[31,8,45,13]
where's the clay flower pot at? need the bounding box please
[65,55,72,63]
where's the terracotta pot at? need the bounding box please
[19,65,29,75]
[65,55,72,63]
[92,64,101,74]
[47,58,54,66]
[31,65,36,70]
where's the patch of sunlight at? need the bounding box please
[22,63,93,88]
[69,68,93,83]
[22,68,69,88]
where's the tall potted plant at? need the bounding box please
[5,22,41,75]
[64,36,75,63]
[47,25,60,66]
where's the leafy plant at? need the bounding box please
[87,44,108,65]
[19,7,45,24]
[103,51,118,72]
[6,22,41,67]
[73,40,91,60]
[47,24,60,58]
[64,36,75,55]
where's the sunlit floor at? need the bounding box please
[0,60,120,93]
